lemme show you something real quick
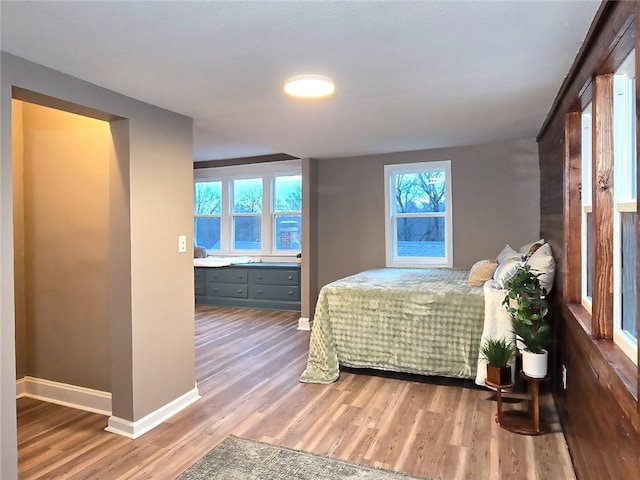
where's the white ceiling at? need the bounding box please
[1,1,600,161]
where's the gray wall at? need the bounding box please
[301,158,319,320]
[12,102,26,381]
[315,138,540,290]
[1,52,196,479]
[14,101,111,390]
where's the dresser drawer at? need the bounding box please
[194,268,205,282]
[195,281,205,296]
[205,283,248,298]
[249,269,299,286]
[249,284,299,301]
[205,268,247,284]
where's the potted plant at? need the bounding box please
[511,318,552,378]
[480,337,516,386]
[503,265,552,378]
[502,265,548,329]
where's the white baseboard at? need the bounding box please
[16,378,26,398]
[105,384,200,439]
[17,376,111,416]
[298,317,312,331]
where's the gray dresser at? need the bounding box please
[194,262,301,311]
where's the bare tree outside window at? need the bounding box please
[274,175,302,250]
[195,182,221,215]
[194,181,222,249]
[233,178,263,250]
[395,171,446,257]
[276,182,302,212]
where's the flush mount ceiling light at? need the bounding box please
[283,74,335,99]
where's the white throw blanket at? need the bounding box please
[475,280,516,387]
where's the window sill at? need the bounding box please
[566,302,638,402]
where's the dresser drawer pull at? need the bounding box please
[237,275,244,279]
[288,291,293,295]
[213,288,219,292]
[287,276,293,280]
[257,290,263,294]
[237,289,243,293]
[257,275,263,280]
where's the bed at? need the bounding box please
[300,241,555,386]
[299,267,487,384]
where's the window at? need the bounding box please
[273,174,302,251]
[232,178,263,251]
[613,51,638,364]
[194,181,222,251]
[193,160,302,257]
[581,103,593,312]
[384,161,452,267]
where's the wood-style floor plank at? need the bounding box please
[17,306,576,480]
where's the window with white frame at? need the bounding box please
[193,160,302,256]
[581,103,593,312]
[384,161,453,267]
[232,177,263,251]
[273,174,302,251]
[194,180,222,251]
[613,50,638,364]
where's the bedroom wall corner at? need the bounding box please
[315,138,541,290]
[21,102,111,392]
[12,100,27,381]
[1,52,19,480]
[2,53,196,453]
[301,157,319,320]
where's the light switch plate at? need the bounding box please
[178,235,187,253]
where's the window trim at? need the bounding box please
[612,50,638,365]
[271,173,302,254]
[230,176,265,253]
[581,103,593,313]
[194,180,223,252]
[384,160,453,268]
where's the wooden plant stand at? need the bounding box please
[486,371,550,435]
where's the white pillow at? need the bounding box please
[519,239,545,255]
[493,258,524,289]
[526,243,556,293]
[496,245,522,265]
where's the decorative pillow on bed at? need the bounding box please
[526,243,556,293]
[496,245,523,264]
[493,258,524,289]
[524,242,543,259]
[519,239,545,255]
[467,259,499,286]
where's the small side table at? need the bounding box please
[484,379,514,427]
[487,371,550,435]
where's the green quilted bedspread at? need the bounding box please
[300,268,485,384]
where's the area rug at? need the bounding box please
[177,435,428,479]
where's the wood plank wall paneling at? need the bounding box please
[563,304,640,480]
[537,2,640,479]
[538,2,640,480]
[563,112,582,304]
[591,74,615,340]
[538,2,636,139]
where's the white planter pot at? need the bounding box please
[522,348,548,378]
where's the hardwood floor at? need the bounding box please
[17,306,576,479]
